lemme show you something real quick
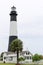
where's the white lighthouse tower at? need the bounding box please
[8,6,18,51]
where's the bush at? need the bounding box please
[18,57,25,61]
[32,54,40,62]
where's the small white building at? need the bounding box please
[3,50,32,63]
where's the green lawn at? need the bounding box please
[0,63,43,65]
[0,63,15,65]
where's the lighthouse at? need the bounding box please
[8,6,18,51]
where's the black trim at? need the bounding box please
[8,36,17,51]
[10,11,17,21]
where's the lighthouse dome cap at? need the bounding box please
[11,6,16,11]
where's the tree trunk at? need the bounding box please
[17,50,19,64]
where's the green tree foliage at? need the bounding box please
[18,57,25,61]
[32,54,40,61]
[32,54,43,62]
[39,55,43,59]
[10,39,23,64]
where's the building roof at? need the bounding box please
[20,50,32,55]
[2,50,32,55]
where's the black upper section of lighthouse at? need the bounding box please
[10,6,17,21]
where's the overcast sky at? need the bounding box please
[0,0,43,54]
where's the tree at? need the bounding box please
[18,57,25,64]
[39,55,43,60]
[32,54,43,62]
[32,54,40,62]
[10,39,23,64]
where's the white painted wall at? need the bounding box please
[10,21,17,36]
[3,53,17,63]
[3,52,32,63]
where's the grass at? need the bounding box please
[0,63,43,65]
[0,63,15,65]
